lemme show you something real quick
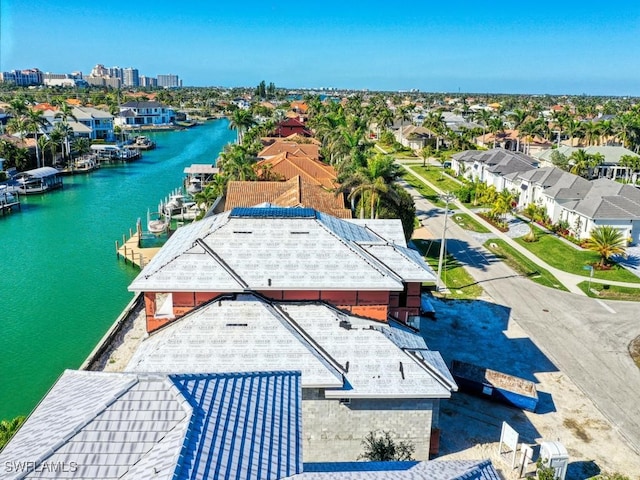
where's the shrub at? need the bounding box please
[359,430,415,461]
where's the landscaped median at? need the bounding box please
[412,239,484,299]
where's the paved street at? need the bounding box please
[402,173,640,457]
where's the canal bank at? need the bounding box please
[0,119,235,420]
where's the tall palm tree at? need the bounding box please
[217,144,256,181]
[55,103,78,161]
[564,119,584,147]
[508,108,528,151]
[569,149,603,178]
[473,109,493,145]
[487,116,505,148]
[582,121,602,146]
[26,108,48,168]
[336,154,400,219]
[37,135,52,167]
[423,111,446,151]
[228,109,256,144]
[585,225,627,267]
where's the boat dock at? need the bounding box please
[115,221,163,268]
[0,188,21,216]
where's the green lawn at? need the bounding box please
[409,165,462,194]
[578,281,640,301]
[514,229,640,283]
[451,213,491,233]
[401,171,445,207]
[413,239,484,299]
[483,238,569,291]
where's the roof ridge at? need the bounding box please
[314,218,404,287]
[264,301,346,379]
[21,372,139,478]
[195,238,248,289]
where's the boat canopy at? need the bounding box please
[15,167,60,179]
[183,164,219,175]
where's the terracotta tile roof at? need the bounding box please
[290,101,309,113]
[225,176,351,218]
[255,152,337,189]
[258,141,320,160]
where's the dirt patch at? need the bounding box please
[629,336,640,369]
[563,418,592,443]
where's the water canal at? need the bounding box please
[0,119,236,419]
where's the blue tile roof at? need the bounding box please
[171,371,302,480]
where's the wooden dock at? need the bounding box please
[115,222,162,269]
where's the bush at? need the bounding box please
[359,430,415,461]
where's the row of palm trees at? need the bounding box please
[2,97,84,170]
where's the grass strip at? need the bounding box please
[577,281,640,301]
[413,239,484,299]
[514,229,640,283]
[401,171,445,207]
[409,165,462,193]
[483,238,569,291]
[450,212,491,233]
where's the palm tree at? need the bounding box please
[55,103,77,162]
[582,121,602,146]
[337,154,400,219]
[619,154,640,183]
[423,111,446,151]
[26,108,48,168]
[487,116,505,148]
[217,144,256,181]
[508,108,528,151]
[585,225,627,267]
[37,135,52,166]
[564,119,584,147]
[569,149,603,178]
[419,145,433,168]
[491,188,517,222]
[473,109,493,145]
[229,109,256,144]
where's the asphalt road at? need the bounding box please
[409,185,640,455]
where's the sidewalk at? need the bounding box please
[399,163,640,294]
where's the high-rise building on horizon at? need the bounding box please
[139,75,158,88]
[123,67,139,87]
[157,74,181,88]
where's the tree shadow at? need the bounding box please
[567,460,600,479]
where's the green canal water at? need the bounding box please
[0,119,235,420]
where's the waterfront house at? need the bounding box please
[125,293,457,461]
[475,129,553,156]
[224,177,352,218]
[71,106,114,140]
[0,370,302,480]
[115,101,176,128]
[128,206,435,331]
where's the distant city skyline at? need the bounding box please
[2,0,640,96]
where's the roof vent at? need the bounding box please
[225,323,248,327]
[339,320,351,330]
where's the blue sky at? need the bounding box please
[1,0,640,95]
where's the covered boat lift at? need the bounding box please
[14,167,63,195]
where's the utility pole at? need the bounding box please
[435,192,456,292]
